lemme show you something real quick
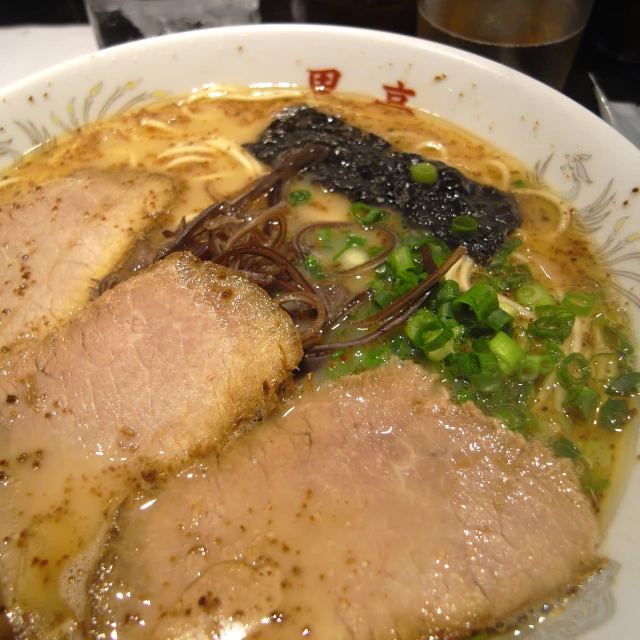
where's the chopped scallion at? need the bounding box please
[453,282,499,323]
[373,289,395,309]
[410,162,438,185]
[350,202,386,225]
[405,309,438,343]
[563,384,599,421]
[599,398,633,431]
[332,234,366,262]
[551,436,581,461]
[289,189,312,206]
[516,284,555,309]
[388,245,415,273]
[414,320,453,353]
[528,310,575,342]
[557,353,590,388]
[302,255,325,279]
[486,307,514,331]
[450,215,479,239]
[488,331,525,375]
[562,292,596,317]
[606,372,640,396]
[434,280,461,305]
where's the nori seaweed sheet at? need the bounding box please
[245,106,522,264]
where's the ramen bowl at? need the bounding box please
[0,25,638,640]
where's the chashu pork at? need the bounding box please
[0,169,178,350]
[0,252,302,637]
[88,360,600,640]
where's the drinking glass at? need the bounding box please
[84,0,260,48]
[417,0,595,90]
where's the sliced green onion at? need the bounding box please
[437,301,455,320]
[390,336,417,360]
[302,255,325,279]
[406,309,438,343]
[528,310,575,342]
[457,352,498,377]
[492,406,532,433]
[563,385,599,421]
[518,356,542,382]
[289,189,312,206]
[544,340,565,363]
[457,352,503,392]
[434,280,461,305]
[453,282,499,323]
[557,353,590,388]
[427,340,456,362]
[551,436,581,461]
[516,284,555,308]
[316,227,333,248]
[489,331,526,375]
[517,354,554,382]
[513,326,532,353]
[599,398,633,431]
[595,317,635,356]
[492,237,523,262]
[500,264,533,291]
[424,239,450,267]
[511,179,526,188]
[471,337,491,354]
[606,372,640,396]
[414,320,453,352]
[350,202,386,225]
[332,234,366,262]
[373,289,394,309]
[562,292,596,317]
[388,245,415,273]
[537,354,556,375]
[374,262,393,280]
[486,308,514,331]
[451,215,479,239]
[535,304,562,317]
[410,162,438,185]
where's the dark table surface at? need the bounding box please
[2,0,638,116]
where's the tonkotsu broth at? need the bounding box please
[0,88,635,638]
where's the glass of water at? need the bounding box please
[84,0,260,48]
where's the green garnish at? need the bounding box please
[516,284,555,309]
[288,189,312,206]
[410,162,438,185]
[606,372,640,396]
[452,282,499,323]
[563,384,599,421]
[599,398,633,431]
[488,330,525,375]
[562,292,596,317]
[528,310,575,342]
[551,436,581,461]
[332,234,366,262]
[302,255,325,279]
[557,353,591,388]
[351,202,386,225]
[450,215,479,239]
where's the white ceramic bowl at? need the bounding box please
[0,24,638,639]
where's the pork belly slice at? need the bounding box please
[0,169,178,349]
[88,361,600,640]
[0,252,302,633]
